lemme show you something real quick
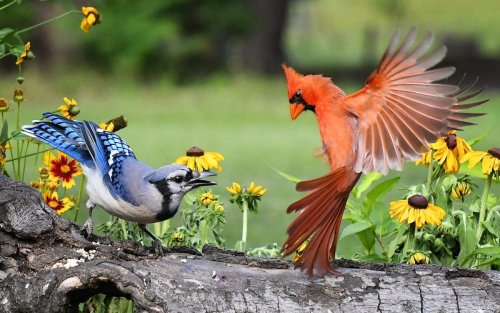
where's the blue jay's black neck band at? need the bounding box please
[153,181,177,221]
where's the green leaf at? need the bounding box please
[0,121,8,145]
[357,227,376,253]
[387,225,406,261]
[271,167,301,183]
[0,28,15,41]
[463,246,500,264]
[482,221,499,238]
[468,129,492,147]
[454,211,477,266]
[363,176,400,214]
[352,172,382,199]
[340,221,373,240]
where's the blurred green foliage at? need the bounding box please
[80,0,251,81]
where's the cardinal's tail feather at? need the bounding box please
[282,167,360,277]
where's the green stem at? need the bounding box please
[476,174,492,242]
[16,102,20,132]
[6,147,51,162]
[403,222,416,257]
[240,201,248,251]
[8,140,16,177]
[120,219,128,240]
[74,175,86,222]
[161,220,170,237]
[0,0,17,11]
[21,140,29,181]
[375,234,388,255]
[426,151,434,195]
[201,219,208,246]
[16,10,80,34]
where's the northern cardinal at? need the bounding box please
[282,28,486,277]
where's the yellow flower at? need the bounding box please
[415,150,432,167]
[46,180,60,192]
[293,240,308,263]
[200,192,214,206]
[408,252,430,265]
[247,181,267,197]
[0,143,10,166]
[0,98,9,112]
[43,191,74,215]
[461,148,500,177]
[226,182,242,196]
[44,151,83,189]
[451,181,472,201]
[99,122,115,132]
[29,180,44,190]
[13,88,24,103]
[389,195,446,229]
[174,146,224,172]
[58,97,80,120]
[171,231,184,246]
[15,42,32,65]
[81,6,101,32]
[418,131,472,173]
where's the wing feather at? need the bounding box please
[344,29,486,174]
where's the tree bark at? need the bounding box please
[0,174,498,313]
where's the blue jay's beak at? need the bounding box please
[187,171,217,188]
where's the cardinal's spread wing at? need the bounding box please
[343,27,486,175]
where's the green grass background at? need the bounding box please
[1,69,498,257]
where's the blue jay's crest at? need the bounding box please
[22,113,137,200]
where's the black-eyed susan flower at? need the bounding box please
[81,6,101,32]
[389,194,446,229]
[58,97,80,120]
[43,191,74,215]
[451,181,473,201]
[0,143,10,166]
[226,182,242,196]
[99,115,127,133]
[174,146,224,172]
[461,148,500,178]
[0,98,8,112]
[15,42,33,65]
[200,191,214,206]
[247,181,267,197]
[408,252,430,264]
[44,151,82,189]
[418,130,471,173]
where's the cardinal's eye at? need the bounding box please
[293,90,302,101]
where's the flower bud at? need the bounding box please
[0,98,9,112]
[13,88,24,103]
[39,167,50,179]
[69,105,80,116]
[17,76,24,84]
[432,238,445,253]
[423,233,435,242]
[26,51,35,61]
[172,231,184,245]
[408,252,430,265]
[214,202,224,214]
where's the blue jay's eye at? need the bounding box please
[172,176,184,183]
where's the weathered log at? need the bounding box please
[0,174,499,313]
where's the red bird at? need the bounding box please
[282,28,486,277]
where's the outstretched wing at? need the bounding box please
[343,27,486,175]
[22,113,91,165]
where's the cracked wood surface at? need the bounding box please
[0,174,499,313]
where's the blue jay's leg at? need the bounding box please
[138,224,164,254]
[81,199,96,238]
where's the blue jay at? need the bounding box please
[22,113,216,252]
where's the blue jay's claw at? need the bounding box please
[187,171,217,189]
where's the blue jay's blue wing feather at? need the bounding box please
[22,113,91,165]
[81,121,137,200]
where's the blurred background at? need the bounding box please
[1,0,499,257]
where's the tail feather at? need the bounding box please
[283,167,360,277]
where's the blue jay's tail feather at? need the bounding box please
[22,113,92,165]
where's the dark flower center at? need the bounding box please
[488,148,500,159]
[186,146,204,157]
[446,134,457,150]
[408,195,428,209]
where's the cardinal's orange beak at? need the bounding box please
[290,103,304,120]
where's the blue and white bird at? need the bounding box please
[22,113,216,251]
